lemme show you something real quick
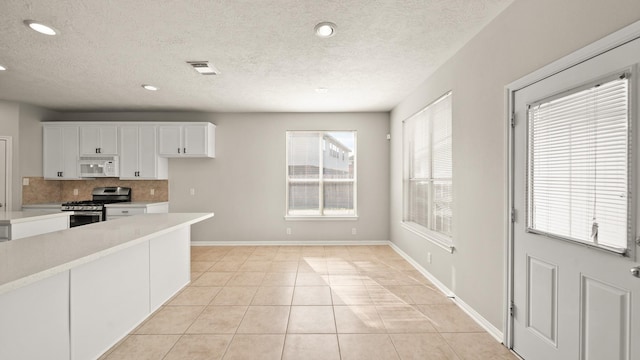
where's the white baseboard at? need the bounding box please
[387,242,504,343]
[191,240,390,246]
[191,239,505,343]
[387,242,454,298]
[452,296,504,343]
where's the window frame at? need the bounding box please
[285,130,358,220]
[402,91,454,252]
[525,70,634,256]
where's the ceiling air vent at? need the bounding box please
[187,61,220,75]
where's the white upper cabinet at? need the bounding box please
[43,125,81,179]
[119,125,168,180]
[43,122,215,180]
[79,125,118,155]
[158,123,215,158]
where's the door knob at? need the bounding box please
[631,266,640,278]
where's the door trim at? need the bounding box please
[504,20,640,349]
[0,136,12,211]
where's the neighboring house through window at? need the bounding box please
[286,131,356,218]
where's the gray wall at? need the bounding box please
[0,101,54,209]
[389,0,640,332]
[52,111,390,243]
[0,101,20,210]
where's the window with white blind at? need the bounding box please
[403,92,453,247]
[527,73,631,254]
[286,131,356,218]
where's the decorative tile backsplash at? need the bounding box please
[22,177,169,204]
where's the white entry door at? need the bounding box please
[512,36,640,359]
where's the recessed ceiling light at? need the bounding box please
[315,87,329,94]
[0,65,6,71]
[24,20,57,36]
[142,84,158,91]
[314,22,336,38]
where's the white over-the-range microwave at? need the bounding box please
[78,156,120,177]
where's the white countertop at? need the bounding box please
[0,212,213,295]
[0,211,71,225]
[21,203,62,208]
[104,201,169,208]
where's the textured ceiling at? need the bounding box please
[0,0,512,112]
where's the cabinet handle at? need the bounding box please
[184,147,186,154]
[98,148,101,154]
[178,148,181,154]
[122,210,129,214]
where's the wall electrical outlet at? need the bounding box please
[190,188,195,196]
[22,178,29,186]
[352,228,357,235]
[427,252,432,264]
[286,228,292,235]
[150,189,155,195]
[73,189,78,196]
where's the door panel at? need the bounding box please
[581,276,630,360]
[512,36,640,360]
[526,256,557,346]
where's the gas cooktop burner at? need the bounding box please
[62,200,102,206]
[61,187,132,211]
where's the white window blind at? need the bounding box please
[403,92,453,240]
[286,131,356,217]
[527,74,630,253]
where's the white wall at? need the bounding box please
[52,111,390,243]
[390,0,640,332]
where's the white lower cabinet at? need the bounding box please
[150,226,190,310]
[0,225,191,360]
[106,202,169,221]
[70,242,150,360]
[0,271,70,360]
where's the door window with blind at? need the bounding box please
[286,131,356,218]
[527,72,632,254]
[403,92,453,246]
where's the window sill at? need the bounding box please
[401,222,454,253]
[285,215,359,221]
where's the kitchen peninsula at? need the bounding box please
[0,212,213,360]
[0,210,71,241]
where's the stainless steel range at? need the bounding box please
[61,187,132,227]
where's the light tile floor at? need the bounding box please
[100,245,518,360]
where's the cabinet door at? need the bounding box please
[119,126,139,179]
[44,126,79,179]
[158,126,182,156]
[80,126,118,155]
[138,126,159,178]
[98,126,118,155]
[183,125,207,156]
[43,126,63,179]
[79,126,101,155]
[61,127,80,179]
